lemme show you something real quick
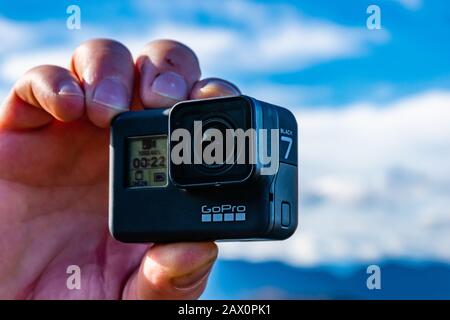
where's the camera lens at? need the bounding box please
[196,117,235,173]
[169,96,254,187]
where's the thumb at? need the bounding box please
[122,242,218,300]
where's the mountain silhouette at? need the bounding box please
[203,260,450,299]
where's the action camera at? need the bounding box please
[109,95,298,243]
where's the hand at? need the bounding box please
[0,39,240,299]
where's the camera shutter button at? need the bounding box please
[281,202,291,227]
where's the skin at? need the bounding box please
[0,39,241,299]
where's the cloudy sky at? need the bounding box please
[0,0,449,267]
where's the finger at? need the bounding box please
[190,78,241,100]
[136,39,201,108]
[71,39,134,128]
[0,65,84,130]
[122,242,218,300]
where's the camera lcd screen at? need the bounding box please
[127,135,168,188]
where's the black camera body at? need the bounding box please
[109,95,298,243]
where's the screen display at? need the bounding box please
[127,135,168,188]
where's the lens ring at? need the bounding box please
[196,117,236,174]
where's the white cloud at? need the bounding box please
[395,0,422,10]
[133,0,389,73]
[0,17,122,87]
[0,19,388,83]
[0,1,389,87]
[0,48,72,83]
[144,21,388,75]
[253,20,387,70]
[0,18,32,54]
[219,90,450,266]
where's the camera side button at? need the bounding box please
[281,202,291,227]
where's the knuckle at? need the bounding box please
[146,39,194,53]
[191,78,241,98]
[25,64,61,76]
[18,65,68,89]
[201,78,241,92]
[141,39,199,68]
[74,38,132,58]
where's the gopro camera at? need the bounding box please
[109,95,298,243]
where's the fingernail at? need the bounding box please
[151,71,188,101]
[58,80,84,97]
[93,78,129,110]
[172,261,214,291]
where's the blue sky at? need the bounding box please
[1,0,450,268]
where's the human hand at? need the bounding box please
[0,39,240,299]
